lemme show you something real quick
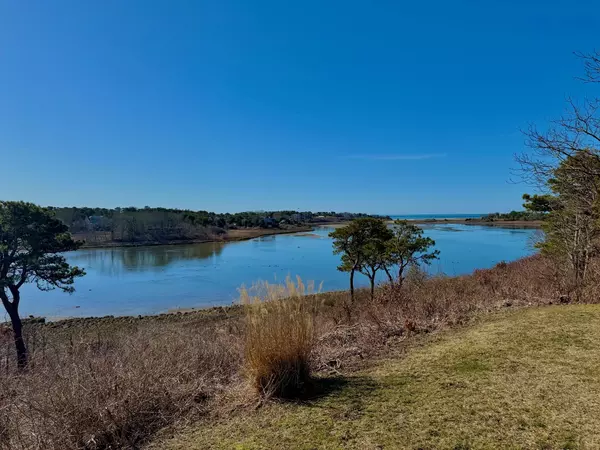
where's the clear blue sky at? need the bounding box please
[1,1,598,214]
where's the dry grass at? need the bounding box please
[1,255,600,449]
[240,276,320,399]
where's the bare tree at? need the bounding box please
[517,51,600,187]
[577,49,600,83]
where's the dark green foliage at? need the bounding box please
[480,209,547,222]
[0,201,85,367]
[522,194,558,213]
[355,220,393,300]
[384,220,439,285]
[330,218,392,301]
[330,218,439,301]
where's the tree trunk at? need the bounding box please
[8,306,28,369]
[1,289,28,370]
[349,269,355,302]
[398,261,410,288]
[383,266,394,285]
[369,275,375,301]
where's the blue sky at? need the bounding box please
[1,1,598,214]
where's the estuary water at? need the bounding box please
[17,224,539,319]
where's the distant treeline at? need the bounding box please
[48,206,387,244]
[476,211,547,222]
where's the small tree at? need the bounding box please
[0,201,85,368]
[330,220,368,302]
[357,221,393,300]
[383,220,439,286]
[330,218,391,302]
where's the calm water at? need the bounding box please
[17,224,539,319]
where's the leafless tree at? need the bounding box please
[517,51,600,187]
[577,49,600,83]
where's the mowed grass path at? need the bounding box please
[159,305,600,449]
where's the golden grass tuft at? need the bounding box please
[240,276,321,399]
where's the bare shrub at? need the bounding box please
[0,318,241,450]
[314,255,579,370]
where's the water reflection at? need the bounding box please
[70,242,226,274]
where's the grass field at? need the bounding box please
[157,305,600,449]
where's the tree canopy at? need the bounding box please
[384,220,439,286]
[330,218,383,300]
[330,218,439,301]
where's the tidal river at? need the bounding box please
[17,224,539,319]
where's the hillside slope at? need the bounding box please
[157,305,600,449]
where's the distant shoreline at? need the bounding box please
[399,218,543,229]
[74,218,543,249]
[317,219,543,229]
[76,225,314,249]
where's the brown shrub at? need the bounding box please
[0,320,241,450]
[313,255,589,370]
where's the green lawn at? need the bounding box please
[159,305,600,449]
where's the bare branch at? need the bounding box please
[575,50,600,83]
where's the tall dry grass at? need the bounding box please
[240,276,320,399]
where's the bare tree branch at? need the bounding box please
[575,50,600,83]
[516,52,600,188]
